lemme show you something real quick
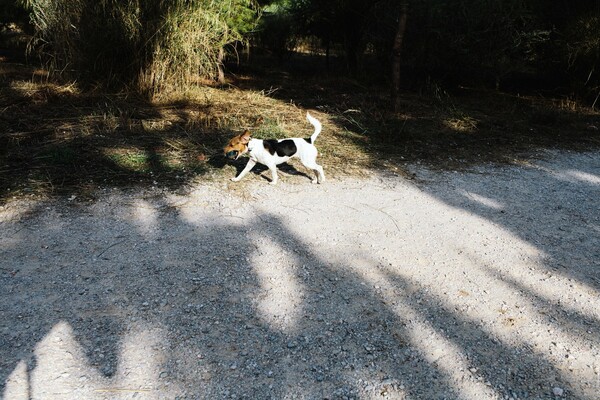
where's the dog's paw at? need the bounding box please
[269,181,277,186]
[231,177,240,182]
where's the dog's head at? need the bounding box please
[223,130,251,160]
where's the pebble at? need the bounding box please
[552,387,564,396]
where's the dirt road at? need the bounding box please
[1,150,599,399]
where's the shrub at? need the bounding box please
[26,0,258,97]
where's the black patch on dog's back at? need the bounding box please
[263,139,297,157]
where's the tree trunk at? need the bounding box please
[392,2,408,112]
[345,35,361,76]
[217,47,226,84]
[325,38,330,72]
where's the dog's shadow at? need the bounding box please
[209,156,312,183]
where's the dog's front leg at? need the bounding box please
[231,159,256,182]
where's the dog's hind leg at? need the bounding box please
[267,164,279,185]
[302,160,325,184]
[299,147,325,184]
[313,164,325,184]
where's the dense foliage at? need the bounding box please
[258,0,600,104]
[4,0,600,104]
[19,0,258,97]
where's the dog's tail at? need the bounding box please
[306,112,322,143]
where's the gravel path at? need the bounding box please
[1,150,599,399]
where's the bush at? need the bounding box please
[26,0,258,97]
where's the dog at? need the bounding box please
[224,112,325,185]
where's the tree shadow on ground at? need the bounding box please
[0,60,327,204]
[232,61,600,171]
[1,52,599,398]
[415,152,600,291]
[0,78,222,203]
[2,175,598,398]
[3,53,599,204]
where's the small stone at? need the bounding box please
[552,387,563,396]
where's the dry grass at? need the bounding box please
[1,60,599,203]
[24,0,254,95]
[153,83,374,178]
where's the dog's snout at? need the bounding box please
[225,150,239,159]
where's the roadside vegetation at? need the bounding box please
[1,0,599,203]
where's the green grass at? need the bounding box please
[39,146,79,165]
[106,151,152,172]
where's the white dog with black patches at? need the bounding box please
[224,112,325,185]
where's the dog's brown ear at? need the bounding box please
[240,130,252,144]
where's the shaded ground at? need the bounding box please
[2,56,600,205]
[1,47,600,399]
[1,150,599,399]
